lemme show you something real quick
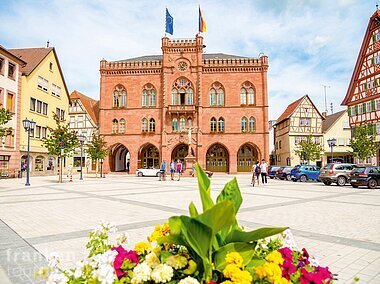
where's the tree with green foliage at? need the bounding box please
[294,135,324,164]
[350,124,380,161]
[0,107,13,138]
[85,133,108,176]
[42,114,79,182]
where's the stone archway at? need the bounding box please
[206,143,229,172]
[109,143,130,172]
[171,144,195,163]
[138,144,160,169]
[237,143,260,172]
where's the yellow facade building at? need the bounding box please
[10,47,70,175]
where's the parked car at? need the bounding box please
[275,166,293,181]
[290,165,321,182]
[319,163,356,186]
[268,166,281,179]
[350,166,380,189]
[136,168,161,177]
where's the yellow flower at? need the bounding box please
[221,281,233,284]
[225,252,244,268]
[223,264,241,279]
[265,251,284,266]
[230,270,252,284]
[274,277,290,284]
[148,222,170,242]
[134,241,151,255]
[264,262,283,282]
[165,255,188,269]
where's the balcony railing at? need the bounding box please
[168,104,196,114]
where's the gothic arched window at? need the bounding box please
[249,117,255,132]
[240,82,255,105]
[241,117,248,132]
[210,117,217,132]
[113,85,127,107]
[112,119,119,134]
[172,77,194,105]
[149,118,156,132]
[210,82,225,106]
[218,117,225,132]
[142,118,148,132]
[179,117,186,132]
[142,84,157,107]
[172,118,178,132]
[119,119,126,133]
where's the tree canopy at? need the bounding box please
[294,135,324,164]
[0,107,13,138]
[350,124,380,161]
[86,133,108,162]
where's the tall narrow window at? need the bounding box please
[172,118,178,132]
[218,117,225,132]
[113,91,120,107]
[150,90,156,106]
[142,118,148,132]
[187,117,193,127]
[210,117,217,132]
[247,88,255,104]
[112,119,119,134]
[120,90,127,106]
[248,117,255,132]
[6,93,13,112]
[142,90,148,107]
[142,84,157,107]
[149,118,156,132]
[217,89,225,106]
[210,89,217,105]
[210,82,225,106]
[172,77,194,105]
[241,117,248,132]
[119,119,126,133]
[179,117,186,132]
[240,82,255,105]
[240,88,247,105]
[113,85,126,107]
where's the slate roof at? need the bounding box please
[70,90,99,125]
[322,110,346,132]
[117,53,249,62]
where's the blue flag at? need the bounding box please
[165,8,173,35]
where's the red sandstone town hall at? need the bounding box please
[99,35,269,174]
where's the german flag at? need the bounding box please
[199,6,207,33]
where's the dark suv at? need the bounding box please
[350,166,380,189]
[319,163,356,186]
[275,166,293,181]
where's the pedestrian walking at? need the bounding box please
[176,159,183,181]
[260,159,268,184]
[170,160,176,180]
[253,161,261,186]
[159,160,166,181]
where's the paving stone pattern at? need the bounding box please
[0,174,379,283]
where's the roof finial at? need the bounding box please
[46,40,49,48]
[377,2,379,10]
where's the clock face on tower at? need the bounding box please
[177,61,188,72]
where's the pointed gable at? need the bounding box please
[70,90,99,125]
[342,10,380,106]
[275,96,305,124]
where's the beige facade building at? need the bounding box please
[274,95,324,166]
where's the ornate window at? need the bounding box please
[210,82,225,106]
[240,82,255,105]
[142,118,148,132]
[210,117,217,132]
[149,118,156,132]
[179,117,186,132]
[119,119,126,133]
[248,117,255,132]
[172,118,178,132]
[187,117,193,127]
[142,84,157,107]
[218,117,225,132]
[113,85,127,107]
[241,117,248,132]
[112,119,119,134]
[172,77,194,105]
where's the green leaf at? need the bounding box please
[195,201,235,235]
[189,202,199,217]
[216,177,242,214]
[168,216,182,235]
[213,242,256,271]
[245,257,266,270]
[195,163,214,212]
[157,234,188,247]
[225,227,288,243]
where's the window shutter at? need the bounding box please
[347,108,351,116]
[355,105,359,114]
[363,103,366,113]
[372,100,376,110]
[371,58,375,65]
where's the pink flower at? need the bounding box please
[111,246,139,278]
[302,248,310,259]
[278,247,293,262]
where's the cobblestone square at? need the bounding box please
[0,174,379,283]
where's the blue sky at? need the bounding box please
[0,0,375,119]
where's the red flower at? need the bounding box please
[302,248,310,259]
[278,247,293,262]
[281,260,297,279]
[111,246,139,278]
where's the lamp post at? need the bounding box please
[22,118,36,186]
[327,138,337,163]
[100,159,104,178]
[77,134,86,180]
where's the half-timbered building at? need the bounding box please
[342,9,380,164]
[274,95,324,166]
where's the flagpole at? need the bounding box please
[164,6,167,37]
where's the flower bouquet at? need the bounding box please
[37,164,334,283]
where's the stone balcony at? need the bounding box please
[167,104,196,114]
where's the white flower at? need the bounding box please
[178,276,201,284]
[151,264,173,283]
[47,252,60,268]
[145,252,161,268]
[309,255,320,267]
[73,261,85,278]
[93,250,117,266]
[116,232,130,245]
[47,270,68,284]
[93,263,116,284]
[282,229,298,250]
[131,263,152,284]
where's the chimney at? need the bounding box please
[322,112,327,118]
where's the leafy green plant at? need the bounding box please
[158,163,287,281]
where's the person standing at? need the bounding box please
[170,160,176,180]
[159,160,166,181]
[260,159,268,184]
[176,159,183,181]
[253,161,261,186]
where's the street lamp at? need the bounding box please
[77,134,86,180]
[22,118,36,186]
[100,159,104,178]
[327,138,337,163]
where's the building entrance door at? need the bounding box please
[206,144,229,172]
[237,143,258,172]
[139,144,160,169]
[109,143,129,172]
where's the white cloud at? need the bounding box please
[0,0,375,119]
